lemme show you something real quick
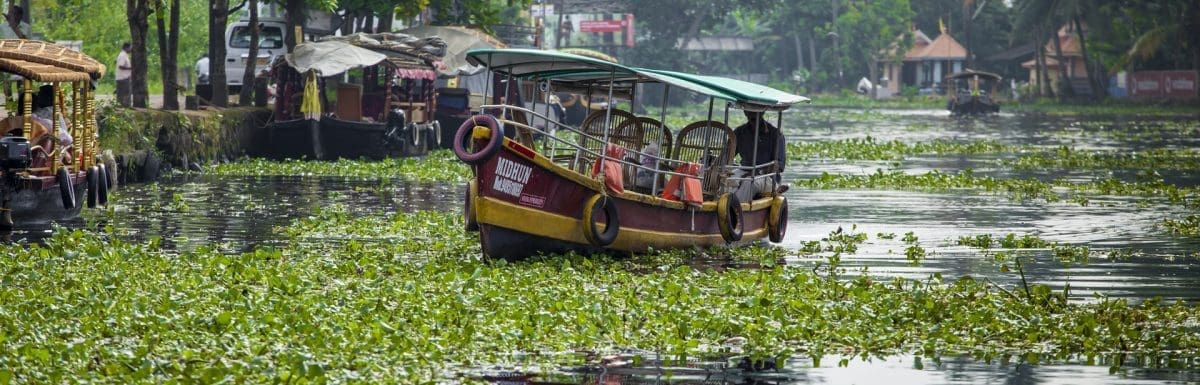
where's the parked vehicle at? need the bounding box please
[224,18,287,93]
[0,39,109,229]
[454,49,808,259]
[946,70,1001,115]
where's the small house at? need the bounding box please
[881,29,967,96]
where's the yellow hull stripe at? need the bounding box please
[475,196,767,252]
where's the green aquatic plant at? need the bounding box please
[209,150,471,182]
[1004,146,1200,171]
[788,137,1012,161]
[1,211,1199,383]
[1161,214,1200,237]
[0,213,1195,381]
[957,233,1054,249]
[796,169,1199,208]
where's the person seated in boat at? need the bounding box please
[31,85,72,148]
[634,142,662,193]
[732,109,785,202]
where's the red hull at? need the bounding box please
[469,138,774,259]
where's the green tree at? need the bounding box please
[623,0,772,71]
[832,0,913,98]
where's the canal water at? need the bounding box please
[8,108,1200,383]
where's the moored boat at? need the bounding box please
[0,39,109,229]
[454,49,808,259]
[946,69,1001,115]
[268,33,445,160]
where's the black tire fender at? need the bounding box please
[582,194,619,246]
[56,167,75,210]
[85,166,98,209]
[97,163,110,206]
[717,193,743,243]
[453,115,502,164]
[768,196,788,243]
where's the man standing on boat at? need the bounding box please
[733,109,785,201]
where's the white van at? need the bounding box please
[224,18,287,92]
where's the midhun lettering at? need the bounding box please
[493,158,532,197]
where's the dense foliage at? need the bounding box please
[0,208,1197,383]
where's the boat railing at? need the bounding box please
[483,104,765,198]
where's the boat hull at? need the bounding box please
[469,138,773,259]
[2,171,87,227]
[948,96,1000,115]
[267,118,433,160]
[266,119,323,160]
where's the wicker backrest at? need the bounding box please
[574,109,637,172]
[672,120,735,196]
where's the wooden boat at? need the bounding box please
[454,49,808,259]
[268,34,444,160]
[946,70,1001,115]
[0,39,109,229]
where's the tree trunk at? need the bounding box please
[1050,24,1070,98]
[868,59,879,99]
[127,0,150,108]
[1035,25,1047,97]
[285,0,304,52]
[156,0,181,110]
[239,0,259,106]
[377,8,393,33]
[808,36,817,91]
[1073,17,1102,99]
[209,0,229,107]
[793,35,804,72]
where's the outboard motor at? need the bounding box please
[0,136,30,171]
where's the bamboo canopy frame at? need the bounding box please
[0,40,104,175]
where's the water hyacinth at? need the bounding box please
[1,210,1198,383]
[209,150,471,183]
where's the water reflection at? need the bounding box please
[489,355,1200,384]
[6,173,460,252]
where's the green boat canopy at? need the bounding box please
[465,48,808,110]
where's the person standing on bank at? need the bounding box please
[115,43,132,107]
[195,53,210,85]
[733,109,786,202]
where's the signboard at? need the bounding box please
[579,20,625,33]
[1129,70,1197,100]
[539,13,635,49]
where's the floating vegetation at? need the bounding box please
[796,169,1197,207]
[209,149,471,182]
[902,231,926,263]
[1161,215,1200,237]
[2,210,1198,383]
[1003,146,1200,171]
[956,233,1054,250]
[788,137,1012,161]
[957,233,1094,264]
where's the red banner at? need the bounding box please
[1129,70,1197,100]
[579,19,626,33]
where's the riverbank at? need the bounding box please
[97,104,270,184]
